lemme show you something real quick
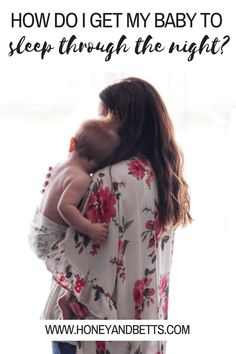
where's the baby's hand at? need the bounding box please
[88,223,108,244]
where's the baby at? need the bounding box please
[29,118,120,261]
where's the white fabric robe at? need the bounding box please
[36,158,174,354]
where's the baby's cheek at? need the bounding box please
[97,100,107,116]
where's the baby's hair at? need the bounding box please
[74,118,120,164]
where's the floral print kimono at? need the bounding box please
[38,157,174,354]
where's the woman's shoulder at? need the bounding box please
[95,157,156,185]
[112,156,153,173]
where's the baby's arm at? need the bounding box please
[58,174,108,243]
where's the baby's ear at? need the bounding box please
[68,137,77,152]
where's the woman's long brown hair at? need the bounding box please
[99,77,192,231]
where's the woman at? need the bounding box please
[39,77,192,354]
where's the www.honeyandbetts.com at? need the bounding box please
[44,323,190,337]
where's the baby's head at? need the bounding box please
[70,118,120,171]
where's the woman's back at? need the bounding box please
[43,157,174,319]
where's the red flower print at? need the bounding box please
[110,256,126,282]
[147,288,155,296]
[96,341,106,352]
[74,276,86,294]
[117,256,124,267]
[88,192,98,206]
[154,211,161,242]
[135,307,142,320]
[97,187,116,223]
[159,274,168,296]
[85,192,99,223]
[69,301,91,318]
[128,159,147,179]
[144,213,161,248]
[118,239,124,253]
[85,187,116,224]
[148,236,155,248]
[85,206,98,224]
[80,303,91,318]
[145,219,154,230]
[134,273,156,319]
[54,272,68,289]
[133,279,144,306]
[128,158,156,187]
[144,276,152,287]
[145,167,156,186]
[161,295,168,315]
[89,243,101,256]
